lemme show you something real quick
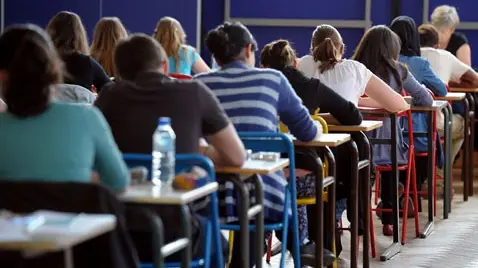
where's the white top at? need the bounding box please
[298,55,373,106]
[420,47,471,84]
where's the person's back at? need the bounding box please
[167,45,198,75]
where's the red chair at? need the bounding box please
[169,73,192,80]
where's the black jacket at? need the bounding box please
[282,66,363,125]
[0,181,139,268]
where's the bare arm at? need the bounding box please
[202,124,246,167]
[363,74,408,112]
[456,44,472,66]
[459,70,478,88]
[192,56,212,74]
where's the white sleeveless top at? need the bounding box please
[298,55,373,106]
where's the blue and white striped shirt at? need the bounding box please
[195,61,317,222]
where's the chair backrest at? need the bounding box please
[123,153,215,181]
[169,73,193,80]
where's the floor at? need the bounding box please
[263,194,478,268]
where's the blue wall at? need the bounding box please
[4,0,478,67]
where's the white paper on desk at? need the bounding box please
[0,218,30,242]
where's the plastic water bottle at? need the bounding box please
[152,117,176,186]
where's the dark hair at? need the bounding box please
[0,24,62,117]
[205,22,258,65]
[260,40,296,70]
[46,11,89,55]
[310,24,344,73]
[353,25,404,89]
[418,24,440,48]
[115,33,166,80]
[390,16,421,57]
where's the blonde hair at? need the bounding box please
[90,17,128,76]
[153,17,187,73]
[431,5,460,31]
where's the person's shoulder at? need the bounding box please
[297,55,315,67]
[452,32,468,44]
[340,59,370,74]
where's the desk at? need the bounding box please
[215,158,289,174]
[121,183,219,268]
[327,121,382,268]
[0,212,116,268]
[450,87,477,200]
[290,133,351,147]
[435,92,466,101]
[359,107,409,261]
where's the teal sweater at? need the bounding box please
[0,102,129,192]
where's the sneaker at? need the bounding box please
[300,242,336,267]
[399,196,415,218]
[382,224,393,236]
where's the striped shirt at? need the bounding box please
[195,61,317,222]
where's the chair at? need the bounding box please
[169,73,192,80]
[123,153,224,268]
[370,109,420,246]
[221,132,301,268]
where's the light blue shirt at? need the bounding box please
[168,45,198,75]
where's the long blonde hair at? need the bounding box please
[90,17,128,76]
[153,16,187,73]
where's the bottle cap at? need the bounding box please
[158,117,171,126]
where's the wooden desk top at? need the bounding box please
[435,92,466,101]
[215,158,290,175]
[289,133,351,147]
[358,105,410,115]
[0,212,116,252]
[411,100,448,111]
[450,87,478,93]
[327,120,383,132]
[121,182,218,205]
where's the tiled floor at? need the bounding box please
[263,194,478,267]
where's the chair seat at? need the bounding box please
[221,222,284,232]
[376,164,409,172]
[415,152,429,157]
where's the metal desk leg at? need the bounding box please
[348,140,359,268]
[314,156,325,268]
[64,248,74,268]
[358,131,371,268]
[180,205,192,268]
[467,93,475,196]
[420,111,435,238]
[443,105,452,219]
[252,175,264,268]
[463,97,470,202]
[228,177,250,268]
[380,114,401,261]
[324,147,336,268]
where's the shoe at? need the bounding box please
[383,224,393,236]
[399,196,415,218]
[300,242,336,267]
[269,241,282,257]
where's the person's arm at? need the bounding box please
[91,57,113,93]
[277,73,318,141]
[456,44,472,66]
[402,71,434,107]
[192,50,212,74]
[90,107,129,192]
[197,82,246,167]
[421,60,447,96]
[363,74,409,112]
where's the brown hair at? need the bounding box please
[0,24,62,117]
[153,17,187,73]
[260,39,296,70]
[115,33,167,80]
[46,11,89,55]
[90,17,128,76]
[310,24,344,73]
[418,24,440,48]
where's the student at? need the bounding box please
[195,21,334,267]
[297,24,408,112]
[95,33,242,264]
[353,25,433,235]
[53,84,96,104]
[0,98,5,112]
[260,39,363,125]
[153,17,210,75]
[0,24,129,193]
[91,17,128,77]
[431,5,471,66]
[46,11,111,92]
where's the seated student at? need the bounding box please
[90,17,128,77]
[46,11,111,92]
[0,24,129,192]
[260,39,363,125]
[297,24,408,111]
[53,84,96,104]
[419,23,478,168]
[195,21,334,267]
[353,25,433,235]
[153,17,210,75]
[95,33,243,264]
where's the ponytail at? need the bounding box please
[260,39,296,70]
[313,37,340,73]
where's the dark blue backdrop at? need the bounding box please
[4,0,478,67]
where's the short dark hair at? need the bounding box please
[418,24,440,48]
[0,24,62,117]
[114,33,166,80]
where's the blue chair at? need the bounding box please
[219,132,300,268]
[123,153,224,268]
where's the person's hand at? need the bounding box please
[91,172,100,183]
